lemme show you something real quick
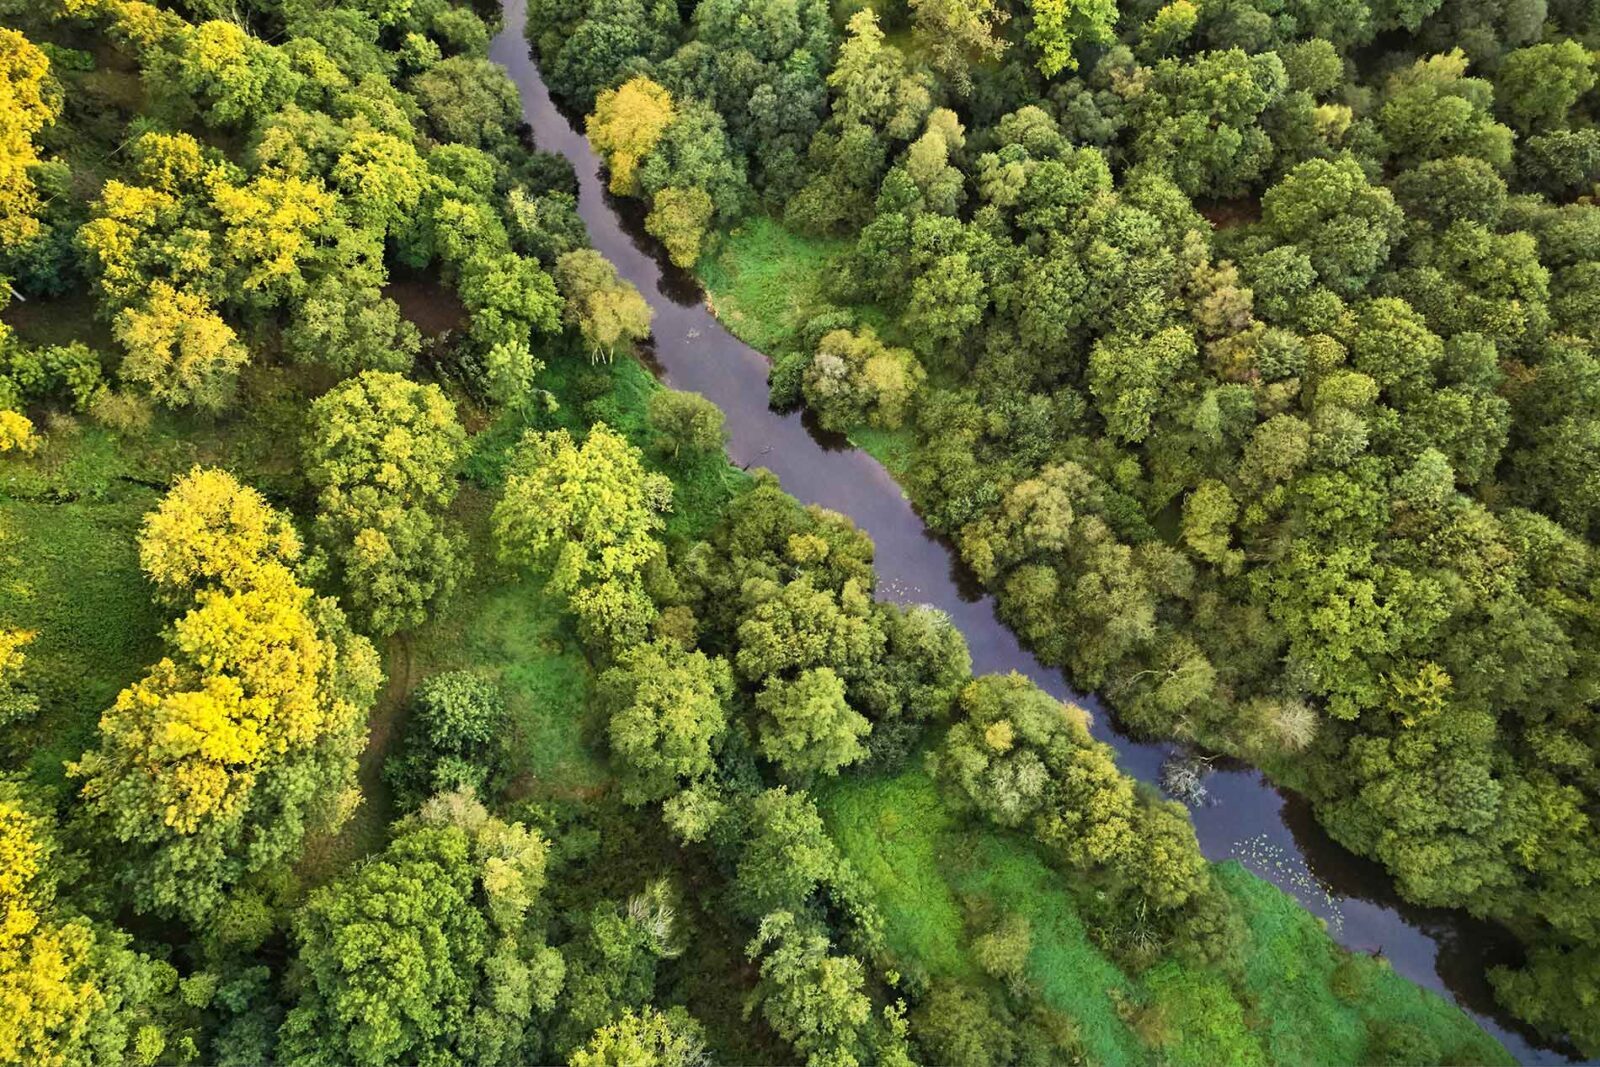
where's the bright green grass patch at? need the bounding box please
[429,567,603,797]
[817,764,977,981]
[817,763,1149,1066]
[698,217,851,354]
[817,762,1509,1067]
[1218,862,1514,1066]
[847,425,918,480]
[0,492,162,790]
[1139,960,1266,1067]
[951,832,1149,1066]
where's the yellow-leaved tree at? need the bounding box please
[112,283,251,413]
[0,780,192,1066]
[586,76,675,196]
[71,468,382,926]
[0,28,60,249]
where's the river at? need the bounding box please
[488,5,1568,1060]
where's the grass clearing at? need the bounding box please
[847,425,918,480]
[0,492,162,791]
[1218,862,1515,1066]
[816,761,1149,1065]
[698,217,851,354]
[951,832,1149,1066]
[817,763,977,982]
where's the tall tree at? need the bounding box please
[494,425,672,644]
[71,469,382,925]
[279,793,563,1066]
[304,371,471,636]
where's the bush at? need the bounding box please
[768,349,811,409]
[385,671,509,808]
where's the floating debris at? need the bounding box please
[1231,833,1346,933]
[1160,755,1211,806]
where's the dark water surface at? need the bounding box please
[489,7,1569,1059]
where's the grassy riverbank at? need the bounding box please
[700,219,1513,1067]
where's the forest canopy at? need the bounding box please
[0,0,1583,1061]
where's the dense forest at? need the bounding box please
[517,0,1600,1054]
[0,0,1583,1064]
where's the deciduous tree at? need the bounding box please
[304,371,470,636]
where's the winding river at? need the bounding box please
[489,6,1568,1059]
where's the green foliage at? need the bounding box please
[754,666,871,779]
[745,910,897,1067]
[802,326,924,433]
[305,371,471,636]
[569,1006,708,1067]
[385,671,508,810]
[555,249,654,362]
[280,794,562,1066]
[552,881,684,1054]
[646,388,726,459]
[493,424,672,645]
[598,639,731,803]
[1026,0,1118,77]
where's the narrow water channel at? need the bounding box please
[489,6,1568,1059]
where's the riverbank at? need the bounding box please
[488,3,1552,1060]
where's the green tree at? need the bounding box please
[1378,51,1513,171]
[802,327,924,432]
[409,56,521,149]
[494,425,672,644]
[1182,479,1243,574]
[1132,49,1285,197]
[385,672,509,810]
[1496,40,1594,134]
[646,388,726,458]
[754,667,872,778]
[569,1007,708,1067]
[285,279,421,376]
[910,0,1007,92]
[1259,156,1405,298]
[553,882,684,1054]
[745,911,885,1067]
[733,576,885,686]
[1087,327,1197,444]
[1026,0,1118,77]
[645,186,714,268]
[598,640,732,803]
[554,249,653,362]
[166,20,302,128]
[279,794,563,1066]
[304,371,470,636]
[734,787,844,917]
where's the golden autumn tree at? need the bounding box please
[137,465,301,602]
[0,628,39,727]
[586,77,675,196]
[0,780,191,1066]
[71,469,382,926]
[0,29,60,249]
[112,283,250,412]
